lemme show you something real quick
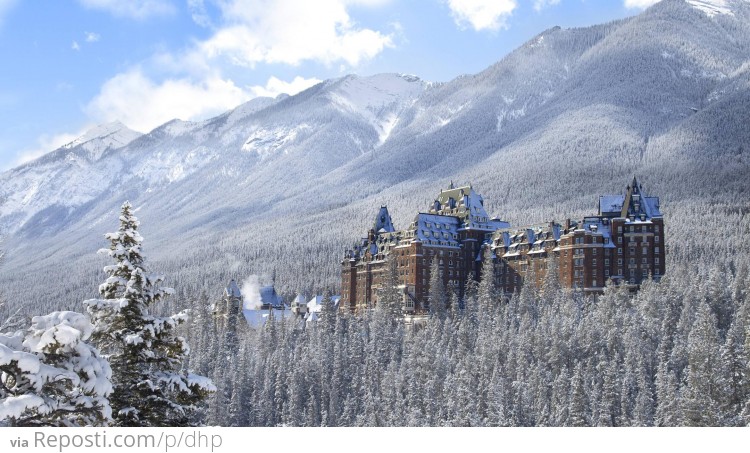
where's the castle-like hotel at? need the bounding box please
[341,177,664,313]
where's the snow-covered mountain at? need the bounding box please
[1,0,749,312]
[0,73,429,237]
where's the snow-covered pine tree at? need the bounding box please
[84,201,214,427]
[376,255,403,321]
[681,299,723,426]
[428,258,447,318]
[0,312,112,426]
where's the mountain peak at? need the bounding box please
[326,72,429,113]
[61,121,142,160]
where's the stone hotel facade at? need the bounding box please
[341,177,664,313]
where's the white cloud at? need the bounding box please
[249,76,322,98]
[81,0,392,136]
[77,0,176,19]
[446,0,517,32]
[71,41,81,51]
[533,0,561,12]
[85,31,100,42]
[85,68,252,132]
[624,0,661,8]
[197,0,395,67]
[0,0,17,26]
[187,0,212,27]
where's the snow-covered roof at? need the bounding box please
[307,295,342,313]
[430,184,508,231]
[373,206,395,233]
[599,177,662,220]
[291,293,307,306]
[491,222,563,256]
[582,218,615,248]
[599,195,624,216]
[242,308,291,328]
[259,286,283,308]
[411,213,461,247]
[224,279,242,299]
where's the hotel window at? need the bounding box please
[655,247,660,254]
[630,269,635,277]
[592,259,597,266]
[593,279,597,287]
[629,247,635,255]
[642,270,648,277]
[655,236,660,243]
[618,268,623,275]
[618,248,622,255]
[655,258,660,265]
[605,270,610,277]
[655,225,659,232]
[642,257,647,264]
[629,258,635,265]
[642,246,647,254]
[593,248,597,255]
[617,258,622,265]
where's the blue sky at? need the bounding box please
[0,0,661,170]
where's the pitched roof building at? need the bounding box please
[341,177,665,313]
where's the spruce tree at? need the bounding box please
[682,300,722,426]
[428,258,447,318]
[376,255,403,321]
[1,312,112,427]
[84,202,213,426]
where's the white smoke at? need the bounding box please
[240,275,263,310]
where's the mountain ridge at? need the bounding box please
[1,0,749,311]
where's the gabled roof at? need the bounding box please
[373,206,395,233]
[620,176,662,219]
[599,177,662,220]
[291,293,307,306]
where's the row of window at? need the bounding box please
[617,225,661,233]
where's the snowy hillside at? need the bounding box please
[1,0,749,313]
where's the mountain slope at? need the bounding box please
[1,0,749,313]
